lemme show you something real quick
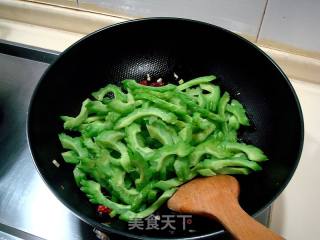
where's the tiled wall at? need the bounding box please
[257,0,320,58]
[28,0,320,58]
[32,0,77,7]
[78,0,267,40]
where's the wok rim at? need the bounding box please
[27,17,304,240]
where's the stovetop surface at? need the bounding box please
[0,41,270,240]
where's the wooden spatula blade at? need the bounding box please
[168,175,284,240]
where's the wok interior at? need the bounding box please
[28,19,303,239]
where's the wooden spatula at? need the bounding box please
[167,175,284,240]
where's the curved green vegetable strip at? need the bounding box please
[226,99,250,126]
[110,144,132,171]
[216,167,251,175]
[224,129,238,143]
[197,158,262,171]
[105,111,121,123]
[127,148,153,190]
[147,189,158,203]
[61,151,80,164]
[107,168,139,204]
[192,112,215,130]
[173,120,187,130]
[130,181,156,211]
[126,123,153,159]
[197,93,207,108]
[197,169,216,177]
[135,92,187,115]
[84,116,105,123]
[218,92,230,119]
[199,83,217,92]
[185,87,202,97]
[95,130,125,143]
[82,137,101,154]
[223,142,268,162]
[173,158,190,181]
[61,99,90,130]
[95,130,132,171]
[141,101,151,109]
[92,84,127,101]
[146,121,174,145]
[80,179,131,214]
[80,113,121,138]
[175,92,223,122]
[159,155,175,180]
[73,166,86,186]
[169,95,187,109]
[77,149,118,175]
[119,188,176,221]
[58,133,88,157]
[127,89,135,104]
[181,114,193,124]
[228,115,240,130]
[177,75,216,91]
[200,84,221,112]
[150,142,193,171]
[133,89,174,101]
[178,123,193,143]
[85,101,109,115]
[80,121,113,137]
[114,107,177,129]
[192,126,215,144]
[81,151,138,205]
[108,99,142,115]
[154,178,182,191]
[189,139,233,166]
[123,79,176,92]
[148,118,180,144]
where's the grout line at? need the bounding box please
[23,0,132,20]
[256,0,269,42]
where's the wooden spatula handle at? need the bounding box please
[210,200,284,240]
[167,176,284,239]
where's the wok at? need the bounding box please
[27,18,303,239]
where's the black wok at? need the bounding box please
[27,18,303,239]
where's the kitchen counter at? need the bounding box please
[270,79,320,238]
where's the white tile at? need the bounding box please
[270,80,320,240]
[79,0,267,38]
[258,0,320,55]
[31,0,77,7]
[0,0,127,35]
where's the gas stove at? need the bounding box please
[0,40,271,240]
